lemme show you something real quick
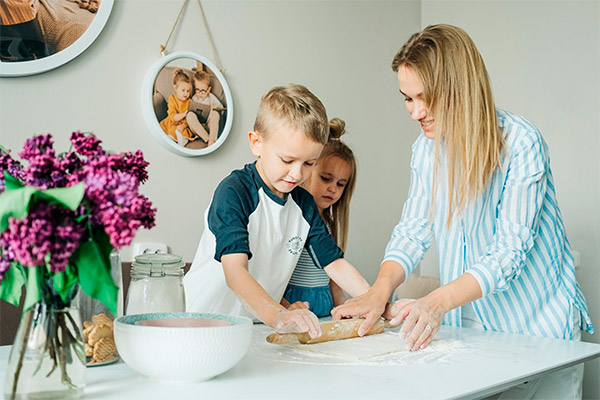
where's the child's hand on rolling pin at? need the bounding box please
[273,309,321,339]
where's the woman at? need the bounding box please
[332,24,593,398]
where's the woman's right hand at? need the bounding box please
[273,309,321,338]
[331,289,388,336]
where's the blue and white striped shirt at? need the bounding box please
[384,109,593,339]
[288,247,331,288]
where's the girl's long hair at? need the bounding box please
[392,24,504,227]
[310,118,357,251]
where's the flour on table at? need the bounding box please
[250,324,469,366]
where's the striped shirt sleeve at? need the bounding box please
[383,136,434,278]
[466,125,547,297]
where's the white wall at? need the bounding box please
[0,0,421,285]
[421,1,600,398]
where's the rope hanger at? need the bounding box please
[159,0,225,73]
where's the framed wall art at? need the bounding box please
[0,0,114,77]
[141,51,234,157]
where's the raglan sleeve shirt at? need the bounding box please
[208,175,254,261]
[294,188,343,269]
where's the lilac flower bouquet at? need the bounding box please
[0,132,156,398]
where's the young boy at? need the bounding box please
[184,84,370,338]
[186,71,224,147]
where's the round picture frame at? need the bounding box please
[0,0,114,77]
[141,52,234,157]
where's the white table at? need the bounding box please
[2,325,599,400]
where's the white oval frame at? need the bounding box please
[0,0,114,77]
[140,52,234,157]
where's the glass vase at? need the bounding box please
[3,284,85,400]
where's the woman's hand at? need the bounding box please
[273,309,322,339]
[392,275,482,351]
[331,289,388,336]
[392,294,448,351]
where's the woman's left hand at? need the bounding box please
[388,295,448,351]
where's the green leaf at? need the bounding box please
[0,186,38,232]
[0,263,25,306]
[0,182,85,233]
[95,230,113,265]
[3,171,24,190]
[53,265,78,304]
[75,239,117,316]
[39,183,85,211]
[23,266,42,312]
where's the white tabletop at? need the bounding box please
[2,324,599,400]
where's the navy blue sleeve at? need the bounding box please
[207,172,256,261]
[292,188,343,269]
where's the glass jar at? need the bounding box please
[125,253,186,315]
[77,249,122,366]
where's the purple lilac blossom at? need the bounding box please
[18,134,65,189]
[0,132,156,284]
[0,148,25,193]
[0,202,84,273]
[0,257,11,282]
[70,131,105,158]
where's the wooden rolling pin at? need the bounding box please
[266,318,388,345]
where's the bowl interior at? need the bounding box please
[116,312,251,328]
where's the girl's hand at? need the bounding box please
[280,297,308,310]
[330,289,388,336]
[273,309,321,339]
[382,298,415,321]
[394,295,447,351]
[287,301,310,311]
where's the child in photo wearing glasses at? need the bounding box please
[186,71,224,147]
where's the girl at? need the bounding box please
[159,68,195,147]
[332,24,592,398]
[282,118,357,317]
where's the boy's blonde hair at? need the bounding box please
[193,71,211,87]
[254,84,329,144]
[314,118,357,252]
[173,68,191,86]
[391,24,504,227]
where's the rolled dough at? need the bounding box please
[286,332,408,360]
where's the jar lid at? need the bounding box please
[132,253,185,271]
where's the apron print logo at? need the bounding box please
[287,236,303,255]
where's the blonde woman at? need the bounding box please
[333,24,592,398]
[281,118,359,317]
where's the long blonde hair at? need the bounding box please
[392,24,504,227]
[309,118,357,251]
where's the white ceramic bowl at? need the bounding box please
[114,312,252,382]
